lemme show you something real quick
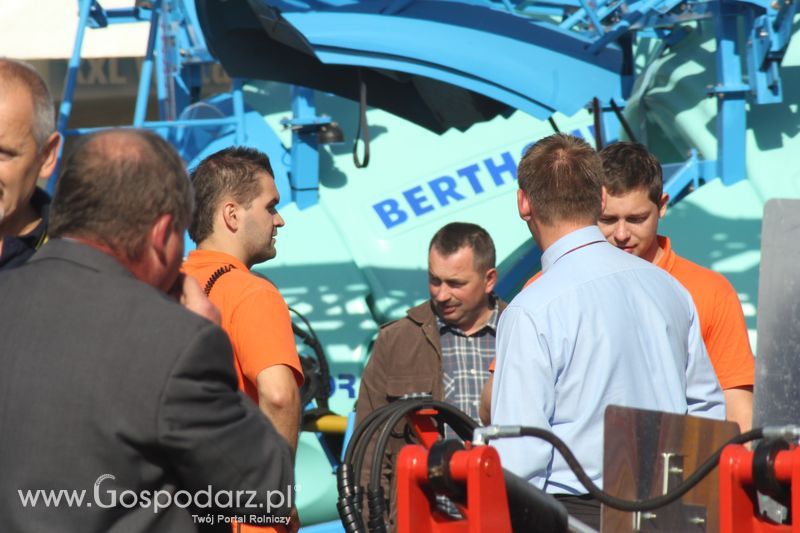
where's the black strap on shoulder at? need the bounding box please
[204,264,234,296]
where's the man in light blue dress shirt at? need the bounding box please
[490,134,725,528]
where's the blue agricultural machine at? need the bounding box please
[55,0,799,529]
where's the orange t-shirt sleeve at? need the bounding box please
[231,287,304,387]
[523,270,543,289]
[489,358,496,373]
[702,277,755,390]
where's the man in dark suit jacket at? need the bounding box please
[0,129,295,532]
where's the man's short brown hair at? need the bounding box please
[517,133,603,225]
[600,142,663,204]
[429,222,496,273]
[49,129,192,261]
[188,147,275,244]
[0,58,55,148]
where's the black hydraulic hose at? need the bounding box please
[366,401,438,532]
[346,402,410,518]
[289,307,331,409]
[343,408,377,466]
[610,98,637,143]
[351,401,418,481]
[339,400,427,533]
[350,398,477,491]
[366,401,477,500]
[337,463,366,533]
[367,402,478,531]
[341,400,428,533]
[338,398,479,532]
[518,426,764,512]
[592,96,604,150]
[344,399,419,464]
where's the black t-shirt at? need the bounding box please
[0,187,50,271]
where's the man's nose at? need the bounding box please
[275,211,285,227]
[434,287,451,302]
[614,223,630,242]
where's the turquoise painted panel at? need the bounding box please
[624,19,800,352]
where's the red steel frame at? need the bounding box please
[720,445,800,532]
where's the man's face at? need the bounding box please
[160,228,186,292]
[598,188,667,263]
[428,246,494,331]
[240,173,284,266]
[0,85,51,228]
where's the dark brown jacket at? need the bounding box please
[358,300,445,413]
[354,298,506,526]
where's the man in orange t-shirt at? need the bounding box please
[480,142,754,431]
[596,142,753,431]
[183,147,303,532]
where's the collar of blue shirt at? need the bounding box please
[540,225,607,273]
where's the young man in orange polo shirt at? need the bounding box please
[481,142,754,431]
[596,142,753,431]
[183,147,304,532]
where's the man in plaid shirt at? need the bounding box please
[355,221,505,522]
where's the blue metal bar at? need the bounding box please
[87,0,109,28]
[63,117,239,136]
[145,117,237,128]
[577,0,606,36]
[314,431,341,470]
[102,8,148,22]
[50,0,95,194]
[163,2,187,120]
[89,7,150,26]
[289,86,321,209]
[57,0,94,134]
[560,0,610,34]
[133,0,163,127]
[174,0,215,62]
[497,0,520,14]
[232,78,246,146]
[747,0,796,105]
[340,412,357,462]
[663,152,700,201]
[663,152,717,203]
[517,4,572,16]
[587,0,676,53]
[630,3,714,30]
[712,0,748,185]
[774,0,799,35]
[280,116,333,127]
[154,7,171,140]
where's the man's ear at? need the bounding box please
[150,214,174,263]
[38,132,62,181]
[484,267,498,294]
[221,201,239,232]
[658,192,669,219]
[517,189,532,221]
